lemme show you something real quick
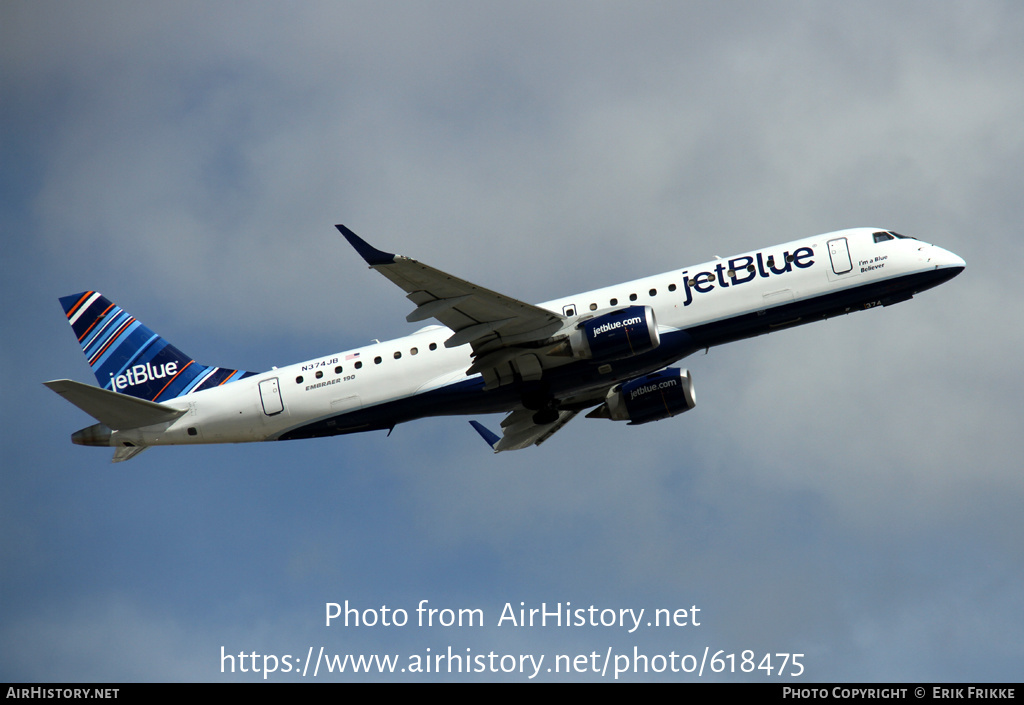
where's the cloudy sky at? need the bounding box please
[2,0,1022,682]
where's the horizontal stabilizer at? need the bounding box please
[44,379,185,430]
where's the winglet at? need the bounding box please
[336,224,397,266]
[469,420,500,452]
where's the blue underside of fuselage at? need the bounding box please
[277,265,962,441]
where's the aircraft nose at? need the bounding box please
[931,245,966,274]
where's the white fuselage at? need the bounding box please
[108,228,965,449]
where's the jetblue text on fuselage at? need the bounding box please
[679,246,815,307]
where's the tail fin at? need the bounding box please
[59,291,256,402]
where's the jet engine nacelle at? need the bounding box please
[589,367,697,425]
[567,305,661,362]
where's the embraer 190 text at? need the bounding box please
[46,225,964,462]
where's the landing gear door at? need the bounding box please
[259,377,284,416]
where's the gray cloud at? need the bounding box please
[3,0,1023,682]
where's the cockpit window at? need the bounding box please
[874,230,918,242]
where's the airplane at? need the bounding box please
[45,225,965,462]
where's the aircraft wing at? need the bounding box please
[338,225,567,388]
[468,383,611,451]
[470,409,580,452]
